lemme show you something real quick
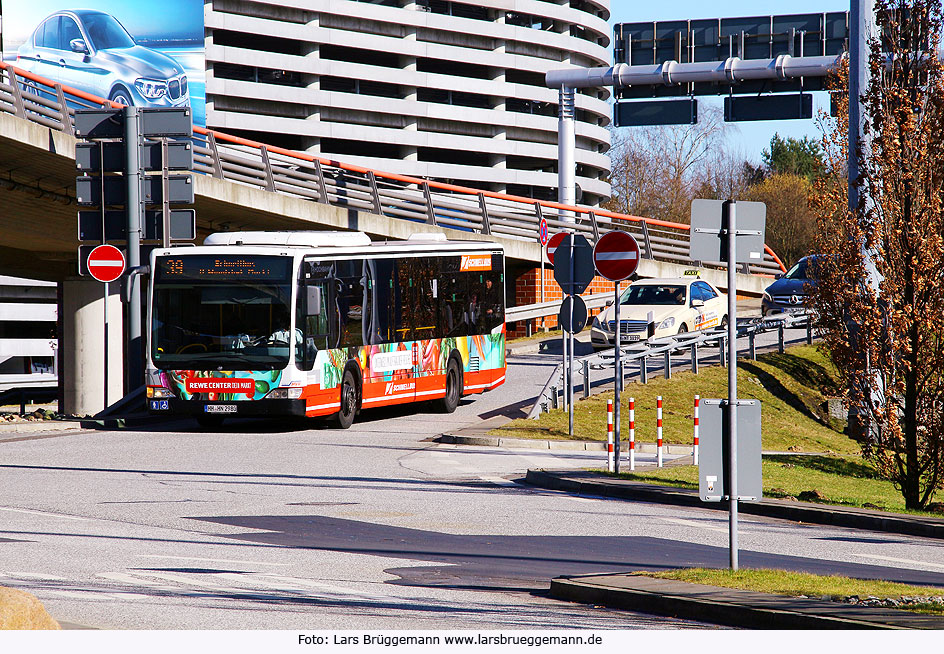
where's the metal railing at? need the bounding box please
[528,312,813,419]
[0,62,787,275]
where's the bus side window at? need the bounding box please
[438,256,468,338]
[335,260,364,348]
[367,258,397,345]
[396,258,437,342]
[296,265,332,371]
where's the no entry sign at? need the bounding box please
[87,244,126,283]
[593,231,640,282]
[545,231,566,265]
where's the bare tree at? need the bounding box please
[810,0,944,510]
[604,107,735,223]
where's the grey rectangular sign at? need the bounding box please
[142,175,194,205]
[689,199,766,264]
[74,109,124,139]
[76,175,126,206]
[698,399,763,502]
[140,108,192,137]
[141,141,193,171]
[78,210,126,242]
[614,99,697,127]
[144,210,196,241]
[76,142,124,173]
[724,93,813,122]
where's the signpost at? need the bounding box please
[593,231,641,473]
[690,199,765,571]
[540,218,549,331]
[553,233,595,436]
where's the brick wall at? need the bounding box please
[509,267,632,337]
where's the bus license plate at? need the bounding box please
[205,405,237,414]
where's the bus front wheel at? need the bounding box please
[336,369,358,429]
[439,357,463,414]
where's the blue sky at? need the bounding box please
[607,1,850,162]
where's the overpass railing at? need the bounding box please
[0,62,786,275]
[528,312,812,418]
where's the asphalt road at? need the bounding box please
[3,334,944,630]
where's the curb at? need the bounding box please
[524,469,944,540]
[0,420,83,435]
[549,575,944,630]
[438,433,693,455]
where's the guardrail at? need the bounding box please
[0,62,787,275]
[528,312,813,419]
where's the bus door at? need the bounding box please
[363,258,416,406]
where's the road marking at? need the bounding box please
[479,476,517,487]
[853,553,944,571]
[0,507,91,521]
[135,554,289,567]
[660,517,728,534]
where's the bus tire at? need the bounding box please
[196,414,224,430]
[336,369,358,429]
[439,355,463,414]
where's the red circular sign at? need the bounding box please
[593,231,640,282]
[545,232,567,265]
[87,244,126,283]
[539,219,548,246]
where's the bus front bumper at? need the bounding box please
[147,398,308,417]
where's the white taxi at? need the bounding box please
[590,276,728,350]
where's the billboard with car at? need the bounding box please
[0,0,205,126]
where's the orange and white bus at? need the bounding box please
[145,231,506,428]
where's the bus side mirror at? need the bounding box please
[306,286,322,316]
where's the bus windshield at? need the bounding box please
[151,255,293,370]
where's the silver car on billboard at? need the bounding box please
[16,9,189,108]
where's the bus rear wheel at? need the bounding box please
[439,357,463,413]
[336,369,358,429]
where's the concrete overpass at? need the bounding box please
[0,62,786,415]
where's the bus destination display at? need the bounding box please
[156,255,291,281]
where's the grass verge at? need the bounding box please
[639,568,944,615]
[492,344,856,454]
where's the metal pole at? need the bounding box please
[540,259,545,331]
[726,200,739,571]
[125,106,143,394]
[558,86,576,223]
[103,281,109,408]
[561,319,568,412]
[613,281,621,472]
[628,397,636,471]
[607,399,615,473]
[568,326,575,436]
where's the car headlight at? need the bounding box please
[264,387,303,400]
[147,386,175,399]
[762,292,772,302]
[658,316,676,330]
[592,316,603,329]
[135,78,168,99]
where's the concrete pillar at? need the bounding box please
[61,278,124,416]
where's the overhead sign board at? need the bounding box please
[615,98,697,127]
[593,231,640,282]
[614,12,849,99]
[724,93,813,122]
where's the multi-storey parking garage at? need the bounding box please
[205,0,612,206]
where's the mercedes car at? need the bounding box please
[590,276,728,350]
[761,255,823,316]
[16,9,189,109]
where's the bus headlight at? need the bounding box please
[147,386,175,399]
[264,387,303,400]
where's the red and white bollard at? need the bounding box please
[657,395,664,467]
[628,397,636,471]
[693,395,700,465]
[606,399,615,473]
